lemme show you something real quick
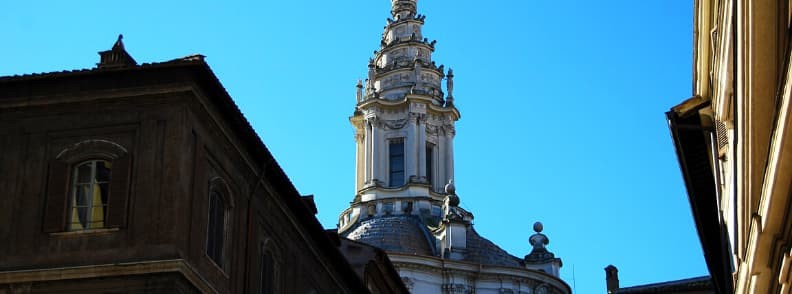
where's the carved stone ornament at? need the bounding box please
[442,283,474,294]
[366,117,381,128]
[408,113,419,123]
[425,124,438,135]
[401,277,415,290]
[535,285,548,294]
[381,118,408,130]
[354,132,365,143]
[442,124,456,136]
[409,102,427,113]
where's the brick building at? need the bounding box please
[0,36,406,293]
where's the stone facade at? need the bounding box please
[667,0,792,292]
[0,37,401,293]
[339,1,571,293]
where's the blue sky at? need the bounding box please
[0,0,703,292]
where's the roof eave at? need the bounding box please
[666,99,734,294]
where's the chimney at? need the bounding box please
[98,34,137,68]
[605,265,619,293]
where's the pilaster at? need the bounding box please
[445,124,455,183]
[417,116,427,182]
[355,126,365,191]
[406,114,418,180]
[437,129,447,189]
[371,119,382,184]
[364,120,373,185]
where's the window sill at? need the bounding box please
[49,227,119,238]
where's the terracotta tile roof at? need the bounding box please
[0,55,205,82]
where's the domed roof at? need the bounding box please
[343,215,437,256]
[463,227,523,267]
[343,215,524,268]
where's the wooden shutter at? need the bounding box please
[106,155,131,228]
[43,160,69,233]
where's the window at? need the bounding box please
[426,143,434,186]
[389,139,405,187]
[206,191,226,268]
[68,160,111,230]
[367,204,376,218]
[258,239,280,294]
[44,139,131,233]
[260,249,274,294]
[402,201,413,214]
[383,202,394,215]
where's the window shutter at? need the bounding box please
[43,160,69,233]
[106,155,131,228]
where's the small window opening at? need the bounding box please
[206,191,226,267]
[389,139,405,187]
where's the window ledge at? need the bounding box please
[49,227,119,238]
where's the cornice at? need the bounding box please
[375,40,436,61]
[355,183,444,198]
[385,15,426,30]
[356,96,460,120]
[374,60,444,80]
[387,255,570,292]
[0,259,217,293]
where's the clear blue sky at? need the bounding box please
[0,1,703,292]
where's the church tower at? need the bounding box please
[338,1,570,293]
[341,0,458,229]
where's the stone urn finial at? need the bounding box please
[525,221,555,263]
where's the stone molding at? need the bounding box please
[0,259,216,293]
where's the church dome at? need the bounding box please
[464,227,523,267]
[343,215,436,256]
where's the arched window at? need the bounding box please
[68,160,111,230]
[206,190,226,267]
[258,238,280,294]
[260,247,274,294]
[44,139,131,233]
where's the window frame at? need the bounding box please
[205,177,234,272]
[67,159,112,231]
[426,142,435,187]
[259,240,280,294]
[45,139,131,233]
[388,138,405,187]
